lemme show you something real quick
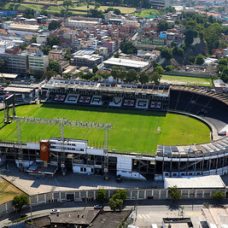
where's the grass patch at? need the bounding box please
[18,4,44,11]
[0,177,24,204]
[1,3,44,11]
[98,6,136,14]
[0,104,210,155]
[161,75,213,87]
[2,2,135,14]
[135,9,160,18]
[69,4,136,14]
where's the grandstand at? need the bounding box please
[41,78,170,111]
[0,78,227,180]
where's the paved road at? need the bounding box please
[1,199,228,227]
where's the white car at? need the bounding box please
[50,209,60,214]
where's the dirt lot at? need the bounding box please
[0,177,24,204]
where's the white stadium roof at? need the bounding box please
[104,57,149,69]
[164,175,225,189]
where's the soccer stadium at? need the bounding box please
[0,78,228,181]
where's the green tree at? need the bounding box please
[63,0,73,17]
[0,59,6,71]
[139,72,149,84]
[211,191,225,201]
[105,7,121,15]
[89,9,104,18]
[30,36,37,43]
[154,65,164,75]
[23,8,35,18]
[157,20,169,32]
[120,41,137,54]
[125,69,138,83]
[48,20,61,31]
[160,47,172,60]
[40,9,48,16]
[165,65,175,72]
[42,46,51,55]
[12,194,29,212]
[94,2,100,9]
[45,69,57,79]
[113,189,127,201]
[108,197,123,211]
[93,66,98,74]
[109,197,118,211]
[47,35,60,47]
[205,23,222,53]
[184,29,198,46]
[195,54,204,65]
[172,47,184,57]
[81,72,94,80]
[220,67,228,83]
[48,61,61,74]
[168,186,181,201]
[64,48,71,61]
[164,6,176,13]
[111,67,125,81]
[150,71,161,84]
[96,189,107,204]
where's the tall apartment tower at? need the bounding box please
[225,0,228,14]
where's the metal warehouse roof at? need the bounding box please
[104,57,149,69]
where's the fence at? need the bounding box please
[0,187,228,217]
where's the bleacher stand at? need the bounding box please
[109,97,123,107]
[65,94,79,104]
[53,94,66,103]
[90,95,103,106]
[136,99,149,109]
[78,95,91,104]
[123,98,136,107]
[41,78,170,112]
[170,87,228,124]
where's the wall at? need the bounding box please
[1,187,228,217]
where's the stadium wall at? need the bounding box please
[0,187,228,217]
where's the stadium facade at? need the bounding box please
[0,78,228,181]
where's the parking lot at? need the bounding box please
[0,165,162,195]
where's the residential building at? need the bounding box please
[48,49,65,61]
[0,52,28,74]
[28,53,49,75]
[73,54,103,68]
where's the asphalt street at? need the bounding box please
[1,199,228,227]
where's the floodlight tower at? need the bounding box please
[3,95,16,124]
[13,117,112,178]
[103,126,110,180]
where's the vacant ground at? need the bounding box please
[0,177,23,204]
[135,9,160,18]
[0,104,210,154]
[2,2,135,15]
[161,75,213,87]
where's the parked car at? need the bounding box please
[50,209,60,214]
[94,205,103,210]
[116,175,122,183]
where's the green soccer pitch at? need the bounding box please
[0,104,211,155]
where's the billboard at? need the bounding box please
[40,140,49,162]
